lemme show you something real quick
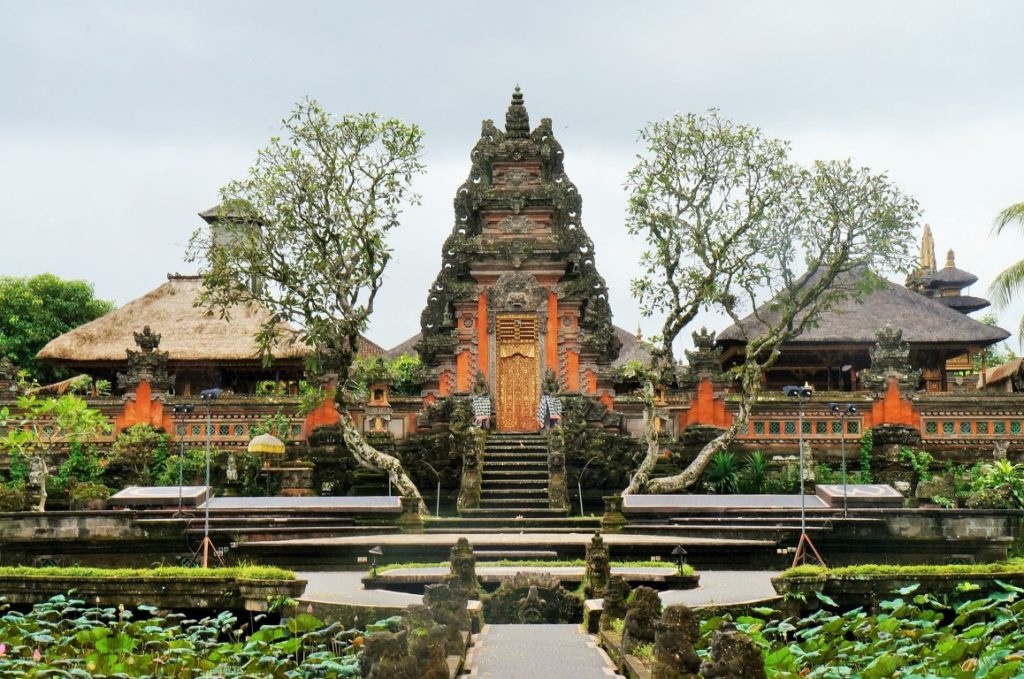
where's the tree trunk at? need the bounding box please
[623,362,762,495]
[336,409,426,513]
[622,382,660,495]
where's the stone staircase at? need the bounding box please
[461,432,568,518]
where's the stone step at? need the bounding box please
[482,478,548,488]
[458,507,570,518]
[478,498,551,508]
[483,462,548,470]
[483,468,548,476]
[480,488,549,497]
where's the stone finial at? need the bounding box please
[681,327,725,388]
[449,536,478,595]
[600,575,631,630]
[920,225,936,272]
[652,604,702,679]
[424,582,470,656]
[621,586,662,656]
[945,248,956,268]
[859,323,921,394]
[118,326,172,393]
[585,531,611,598]
[699,622,767,679]
[505,85,531,138]
[133,326,161,353]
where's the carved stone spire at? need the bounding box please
[920,224,936,271]
[505,85,530,138]
[945,249,956,268]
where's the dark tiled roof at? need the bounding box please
[929,265,978,288]
[717,270,1009,347]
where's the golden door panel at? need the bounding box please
[496,315,539,432]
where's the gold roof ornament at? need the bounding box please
[920,224,936,272]
[247,432,286,455]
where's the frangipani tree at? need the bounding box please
[623,110,920,495]
[0,394,110,511]
[188,98,427,506]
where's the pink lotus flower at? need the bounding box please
[0,643,6,656]
[32,647,41,662]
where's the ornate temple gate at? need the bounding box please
[496,315,540,431]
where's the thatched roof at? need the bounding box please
[979,357,1023,389]
[717,270,1009,348]
[37,275,310,364]
[611,326,653,367]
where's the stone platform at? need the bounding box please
[236,532,775,569]
[363,564,698,594]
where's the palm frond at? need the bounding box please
[989,258,1024,310]
[993,201,1024,235]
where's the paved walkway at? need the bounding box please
[661,570,778,607]
[466,625,621,678]
[295,569,779,608]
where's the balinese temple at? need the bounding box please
[717,227,1009,392]
[408,87,624,430]
[35,273,384,395]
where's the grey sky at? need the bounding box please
[2,0,1022,351]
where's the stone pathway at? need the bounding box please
[466,624,621,678]
[295,569,779,608]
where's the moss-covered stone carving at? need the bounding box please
[483,571,584,624]
[585,531,611,599]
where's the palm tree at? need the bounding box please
[990,201,1024,342]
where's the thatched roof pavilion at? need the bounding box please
[716,268,1009,392]
[36,274,384,395]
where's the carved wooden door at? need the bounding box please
[496,315,540,432]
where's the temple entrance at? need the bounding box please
[496,315,539,432]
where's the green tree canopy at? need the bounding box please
[623,110,920,494]
[187,98,427,505]
[0,274,114,382]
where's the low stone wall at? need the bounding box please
[0,575,306,612]
[0,510,150,541]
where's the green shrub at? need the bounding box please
[737,451,769,493]
[704,452,740,494]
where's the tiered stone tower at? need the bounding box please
[417,88,620,431]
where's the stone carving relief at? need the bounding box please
[488,272,546,314]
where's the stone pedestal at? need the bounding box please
[601,495,627,532]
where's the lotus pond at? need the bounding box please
[0,594,372,677]
[714,580,1024,677]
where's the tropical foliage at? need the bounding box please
[989,201,1024,343]
[0,394,110,511]
[711,581,1024,677]
[188,97,426,506]
[623,109,919,494]
[0,274,114,383]
[0,594,363,677]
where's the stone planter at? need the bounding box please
[773,571,1024,615]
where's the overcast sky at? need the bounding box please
[3,1,1022,352]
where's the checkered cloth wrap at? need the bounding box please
[536,395,562,427]
[472,395,492,418]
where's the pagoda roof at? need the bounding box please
[934,294,990,314]
[37,275,314,365]
[928,250,979,288]
[717,269,1009,348]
